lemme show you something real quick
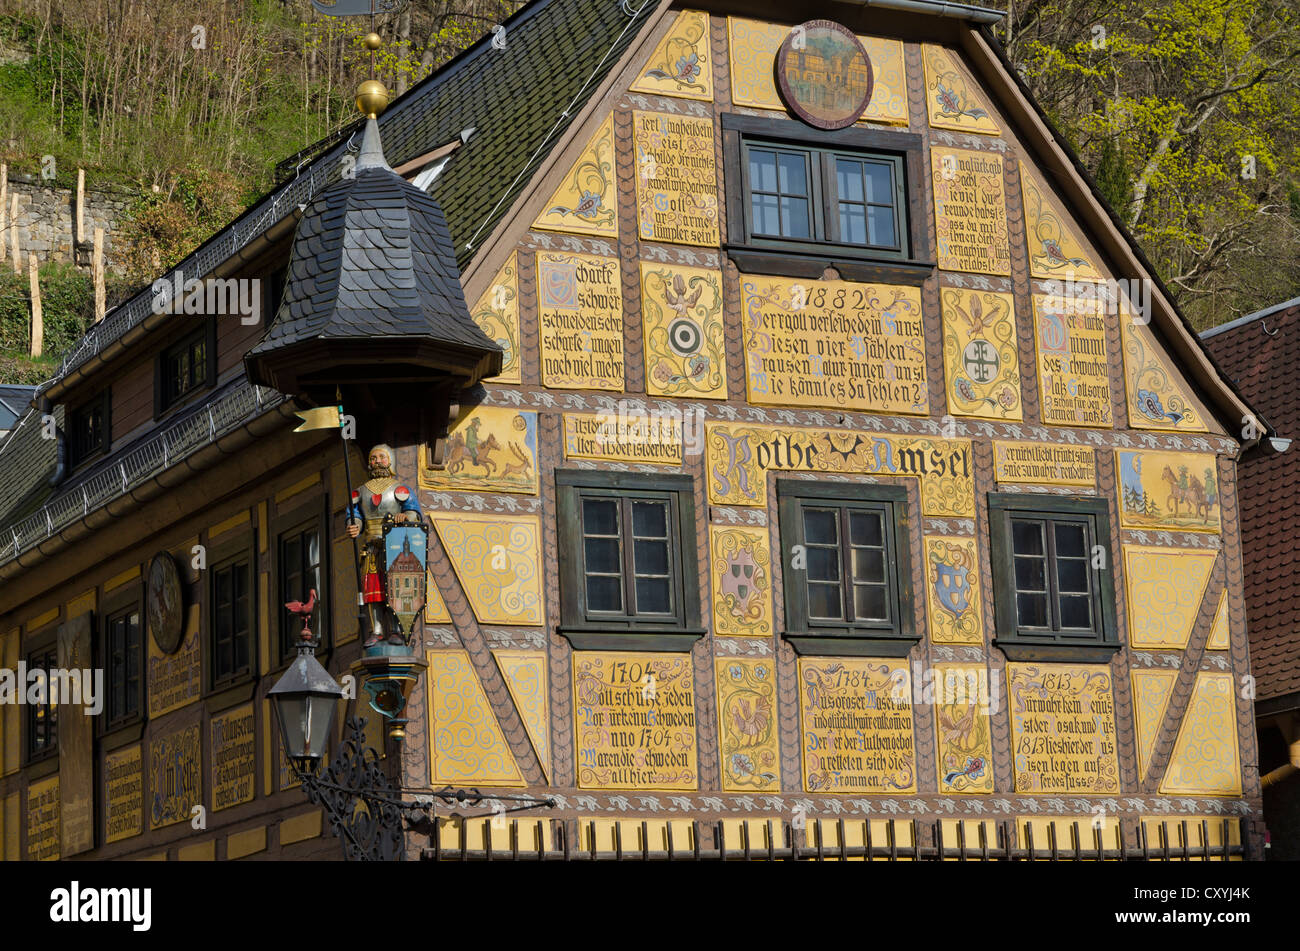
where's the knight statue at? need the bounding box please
[344,444,423,646]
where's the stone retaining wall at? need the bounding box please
[1,172,130,272]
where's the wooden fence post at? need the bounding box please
[0,163,7,265]
[93,228,106,323]
[76,167,85,246]
[9,193,18,274]
[29,253,43,358]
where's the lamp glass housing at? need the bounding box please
[269,651,343,771]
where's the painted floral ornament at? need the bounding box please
[1137,388,1185,424]
[645,51,701,86]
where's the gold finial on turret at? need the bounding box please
[362,31,383,51]
[355,78,390,119]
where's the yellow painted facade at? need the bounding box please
[640,262,727,399]
[468,251,522,384]
[941,288,1021,420]
[533,113,619,238]
[741,276,927,414]
[921,44,1000,135]
[573,652,697,791]
[629,10,713,102]
[427,650,524,787]
[715,657,780,792]
[930,148,1010,274]
[708,525,774,638]
[431,513,544,625]
[420,406,539,496]
[1123,546,1217,649]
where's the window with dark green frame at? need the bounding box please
[211,557,252,688]
[988,494,1118,662]
[278,524,321,662]
[556,471,702,650]
[777,481,916,656]
[741,139,908,255]
[104,607,142,728]
[722,115,930,282]
[26,645,58,761]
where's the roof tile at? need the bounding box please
[1204,303,1300,700]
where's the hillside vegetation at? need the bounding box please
[0,0,1297,384]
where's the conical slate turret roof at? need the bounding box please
[246,118,501,395]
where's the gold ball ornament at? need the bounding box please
[362,32,383,51]
[355,79,390,119]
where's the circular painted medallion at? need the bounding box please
[147,551,185,654]
[776,21,874,130]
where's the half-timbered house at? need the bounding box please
[0,0,1271,861]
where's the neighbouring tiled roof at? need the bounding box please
[0,0,656,536]
[1201,301,1300,703]
[247,119,499,376]
[0,385,35,432]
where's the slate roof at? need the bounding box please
[246,119,501,389]
[0,385,35,433]
[0,0,656,534]
[1201,300,1300,704]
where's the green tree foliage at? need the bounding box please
[0,261,91,374]
[116,166,247,286]
[0,0,518,379]
[997,0,1300,328]
[0,0,520,270]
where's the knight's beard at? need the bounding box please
[369,464,395,479]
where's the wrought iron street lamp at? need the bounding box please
[269,592,418,859]
[270,590,555,860]
[268,620,343,773]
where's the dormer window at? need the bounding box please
[67,390,110,469]
[157,323,216,416]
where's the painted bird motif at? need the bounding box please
[953,292,991,335]
[547,190,603,220]
[1039,238,1089,270]
[938,702,978,747]
[935,82,988,121]
[730,694,772,747]
[664,273,703,317]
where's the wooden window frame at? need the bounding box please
[777,480,917,656]
[202,534,258,700]
[154,319,218,419]
[722,113,934,284]
[99,584,145,738]
[556,470,703,651]
[270,495,331,669]
[988,493,1119,662]
[23,633,59,766]
[66,389,111,471]
[741,142,907,252]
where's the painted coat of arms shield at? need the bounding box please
[383,523,428,640]
[934,561,970,616]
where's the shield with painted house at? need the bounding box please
[384,523,428,640]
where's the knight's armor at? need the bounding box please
[351,476,413,542]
